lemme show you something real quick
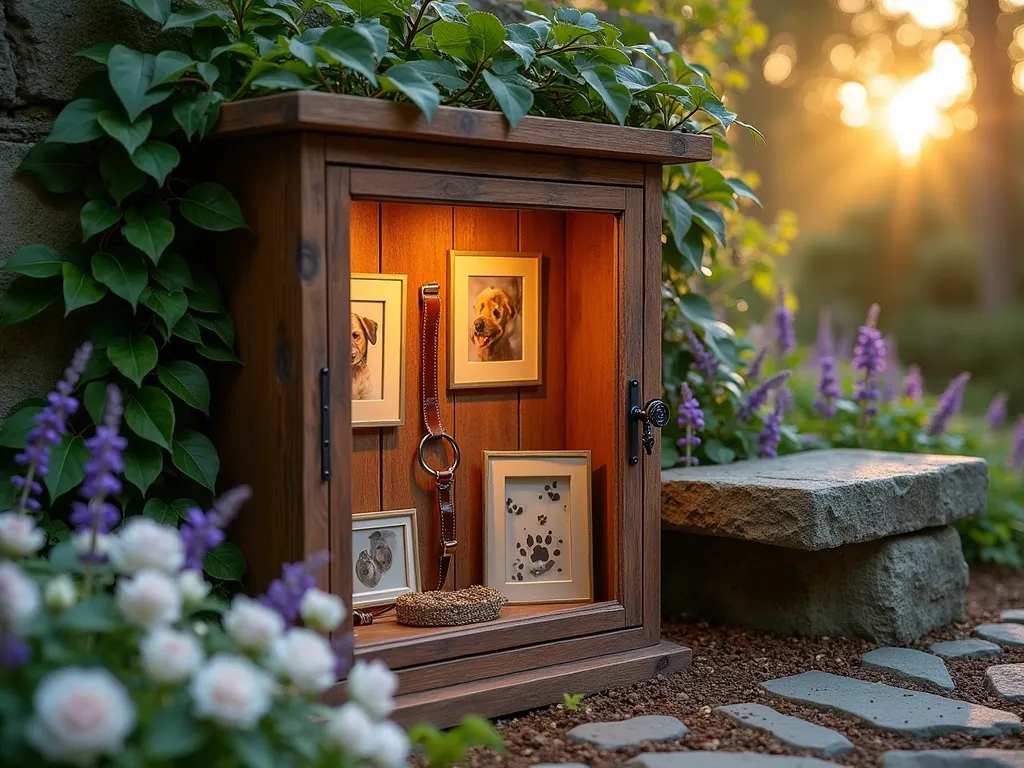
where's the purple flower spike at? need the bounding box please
[71,385,126,558]
[853,304,886,418]
[0,634,32,669]
[747,347,767,383]
[927,372,970,437]
[773,284,795,357]
[757,401,783,458]
[1009,418,1024,471]
[676,382,705,466]
[814,355,840,419]
[261,550,330,626]
[986,392,1009,431]
[180,485,253,571]
[738,370,792,422]
[685,328,718,383]
[902,365,924,402]
[815,309,834,361]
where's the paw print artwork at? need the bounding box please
[505,475,571,584]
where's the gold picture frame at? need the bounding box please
[352,508,421,609]
[351,273,406,427]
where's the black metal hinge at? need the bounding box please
[320,366,331,480]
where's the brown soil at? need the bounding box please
[457,566,1024,767]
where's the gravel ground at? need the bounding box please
[456,566,1024,767]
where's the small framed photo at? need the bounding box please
[352,509,420,609]
[448,251,541,389]
[351,273,406,427]
[483,451,592,605]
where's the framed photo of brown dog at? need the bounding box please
[351,273,406,427]
[448,251,541,389]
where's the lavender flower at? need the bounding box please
[881,336,901,404]
[675,382,705,466]
[815,309,834,361]
[927,372,971,437]
[773,284,795,357]
[814,354,840,418]
[747,347,767,383]
[1009,418,1024,471]
[686,328,717,383]
[902,364,924,402]
[261,551,330,626]
[10,343,91,514]
[986,392,1009,431]
[70,386,126,554]
[0,634,31,669]
[738,370,792,421]
[852,304,885,418]
[757,401,783,458]
[179,485,252,571]
[776,386,794,416]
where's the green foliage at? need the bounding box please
[408,715,504,766]
[562,692,585,711]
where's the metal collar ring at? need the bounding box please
[417,432,461,478]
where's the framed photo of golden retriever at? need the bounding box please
[483,451,592,605]
[448,251,541,389]
[351,273,406,427]
[352,509,420,609]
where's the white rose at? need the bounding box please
[190,654,274,729]
[26,667,136,767]
[178,570,211,606]
[116,570,182,628]
[347,659,398,719]
[109,518,184,575]
[270,627,337,694]
[140,627,204,685]
[325,702,375,757]
[44,575,77,612]
[0,559,41,630]
[369,721,410,768]
[72,532,113,560]
[0,512,46,557]
[299,588,347,633]
[223,595,283,653]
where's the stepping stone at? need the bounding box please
[1000,609,1024,624]
[761,670,1021,738]
[566,715,689,751]
[930,639,1002,660]
[535,765,589,768]
[716,703,853,756]
[976,624,1024,648]
[880,750,1024,768]
[862,648,954,691]
[630,754,838,768]
[985,664,1024,703]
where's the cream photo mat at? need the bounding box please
[351,273,406,427]
[351,508,420,608]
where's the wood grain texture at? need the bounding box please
[351,169,626,212]
[216,92,714,164]
[452,208,520,589]
[325,136,644,186]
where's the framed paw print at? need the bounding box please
[483,451,592,605]
[351,509,420,608]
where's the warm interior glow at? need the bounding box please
[953,105,977,131]
[763,47,795,84]
[830,43,857,71]
[1014,61,1024,95]
[879,0,962,30]
[838,0,868,13]
[895,23,923,46]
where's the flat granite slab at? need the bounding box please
[630,754,837,768]
[985,664,1024,703]
[881,750,1024,768]
[861,648,954,691]
[716,703,853,756]
[567,716,689,751]
[930,639,1002,660]
[761,670,1021,738]
[976,624,1024,648]
[1000,609,1024,624]
[662,450,987,551]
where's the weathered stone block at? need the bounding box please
[662,526,968,644]
[662,450,987,551]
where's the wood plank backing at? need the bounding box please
[379,204,454,591]
[452,208,520,589]
[216,92,714,165]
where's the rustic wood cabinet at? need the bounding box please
[209,92,712,726]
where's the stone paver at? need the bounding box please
[985,664,1024,703]
[661,450,987,550]
[535,765,590,768]
[930,639,1003,660]
[761,670,1021,738]
[861,647,954,691]
[716,703,853,756]
[976,624,1024,648]
[566,715,689,751]
[880,750,1024,768]
[999,609,1024,625]
[630,754,837,768]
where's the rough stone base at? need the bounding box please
[662,526,967,645]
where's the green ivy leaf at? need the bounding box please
[204,542,246,581]
[171,313,202,344]
[47,99,106,144]
[2,245,63,278]
[180,183,247,231]
[107,332,159,387]
[353,18,390,58]
[580,66,631,127]
[141,287,188,330]
[481,70,533,128]
[76,43,115,65]
[19,144,89,194]
[0,277,59,327]
[194,313,234,347]
[126,386,176,450]
[249,64,311,91]
[62,263,107,315]
[107,46,173,122]
[122,204,175,264]
[172,429,219,490]
[131,141,180,187]
[316,26,379,85]
[229,728,273,768]
[381,64,440,120]
[663,192,694,245]
[45,435,89,501]
[151,253,194,291]
[92,250,149,311]
[157,360,210,414]
[402,59,467,91]
[123,436,163,495]
[151,50,196,86]
[287,37,318,67]
[0,405,44,449]
[196,62,219,86]
[726,177,761,207]
[195,340,239,364]
[141,499,178,525]
[432,12,506,62]
[83,380,108,426]
[163,7,231,30]
[677,292,718,329]
[79,353,114,385]
[692,202,726,245]
[172,91,223,141]
[97,110,153,155]
[99,144,149,205]
[80,200,122,242]
[344,0,400,17]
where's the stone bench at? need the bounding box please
[661,449,988,644]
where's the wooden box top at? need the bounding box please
[215,92,713,166]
